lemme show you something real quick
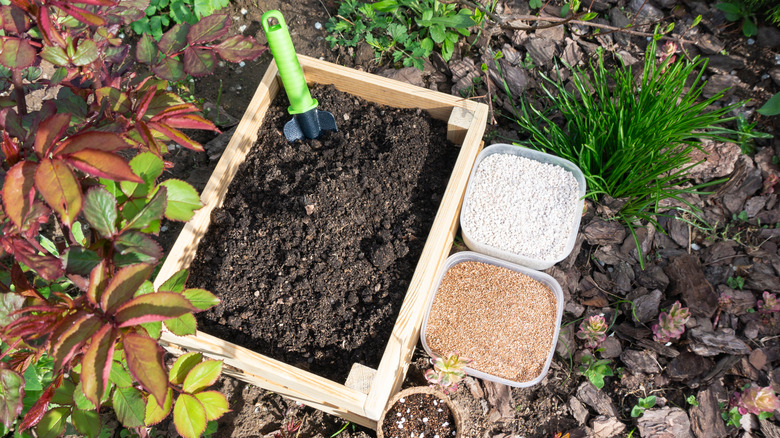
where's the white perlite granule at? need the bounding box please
[462,153,578,261]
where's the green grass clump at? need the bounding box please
[511,36,745,267]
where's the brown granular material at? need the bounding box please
[425,261,557,382]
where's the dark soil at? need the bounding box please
[187,84,459,382]
[380,392,458,438]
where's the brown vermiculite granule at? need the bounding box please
[426,260,557,382]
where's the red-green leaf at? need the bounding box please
[183,47,215,77]
[158,269,189,293]
[83,187,118,238]
[159,23,190,55]
[152,56,185,81]
[182,288,219,310]
[35,406,69,438]
[136,32,158,64]
[0,6,31,33]
[34,158,82,227]
[19,379,55,430]
[113,231,163,265]
[71,409,100,438]
[64,149,143,182]
[123,333,168,406]
[164,313,197,336]
[34,113,71,157]
[86,260,108,306]
[56,3,106,26]
[195,391,229,421]
[55,131,130,155]
[162,113,217,131]
[72,39,98,66]
[168,352,202,385]
[7,237,63,281]
[52,313,102,370]
[0,37,36,69]
[95,87,133,114]
[40,45,69,66]
[2,161,37,229]
[173,394,207,438]
[157,179,202,221]
[80,325,116,408]
[213,35,266,62]
[149,121,204,152]
[188,14,229,44]
[100,263,154,313]
[62,247,101,275]
[124,186,167,231]
[112,386,145,428]
[114,292,197,327]
[182,360,222,394]
[145,387,173,425]
[0,369,24,428]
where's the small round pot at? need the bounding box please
[377,386,463,438]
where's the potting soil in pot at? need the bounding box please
[425,261,557,382]
[381,393,457,438]
[188,84,459,382]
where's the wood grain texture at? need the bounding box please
[153,55,488,427]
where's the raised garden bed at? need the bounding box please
[152,55,487,428]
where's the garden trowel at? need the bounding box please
[261,10,337,141]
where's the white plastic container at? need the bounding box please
[460,143,586,270]
[420,251,564,388]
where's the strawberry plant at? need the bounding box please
[0,1,264,436]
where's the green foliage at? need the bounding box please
[0,1,263,436]
[509,32,747,269]
[325,0,476,70]
[579,354,613,390]
[687,395,699,406]
[131,0,230,40]
[727,275,746,290]
[758,92,780,117]
[734,113,772,154]
[631,395,657,417]
[715,0,759,36]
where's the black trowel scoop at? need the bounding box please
[261,10,337,141]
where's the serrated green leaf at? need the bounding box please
[121,152,164,199]
[36,407,69,438]
[141,321,163,339]
[758,92,780,116]
[83,187,118,238]
[182,360,222,394]
[173,394,207,438]
[169,352,203,385]
[158,269,189,293]
[182,288,219,310]
[51,378,75,405]
[110,362,133,388]
[72,409,100,438]
[74,380,96,410]
[195,391,229,421]
[157,179,201,221]
[145,388,174,425]
[113,386,146,428]
[164,313,197,336]
[63,247,102,276]
[73,39,99,66]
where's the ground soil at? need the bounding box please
[186,84,458,382]
[151,0,780,436]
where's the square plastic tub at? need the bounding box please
[420,251,564,387]
[460,143,587,270]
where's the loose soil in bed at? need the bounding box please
[187,84,459,382]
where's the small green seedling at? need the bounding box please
[579,354,613,390]
[631,395,657,417]
[727,276,746,290]
[687,395,699,406]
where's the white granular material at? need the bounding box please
[462,153,578,261]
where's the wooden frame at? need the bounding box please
[153,55,488,428]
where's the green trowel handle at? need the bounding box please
[261,10,318,115]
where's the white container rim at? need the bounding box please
[420,251,565,388]
[460,143,587,270]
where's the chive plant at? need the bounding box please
[511,35,746,268]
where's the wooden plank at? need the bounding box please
[154,55,489,428]
[363,103,489,420]
[159,330,371,426]
[299,55,482,123]
[447,106,475,144]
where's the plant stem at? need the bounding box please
[12,70,27,116]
